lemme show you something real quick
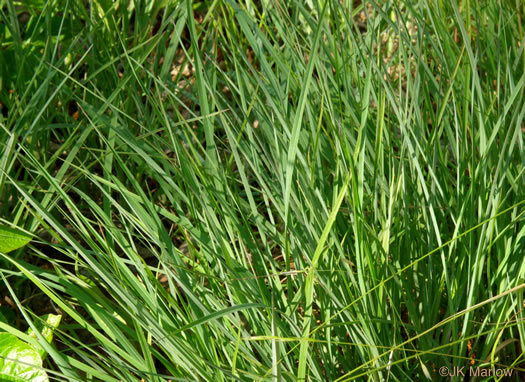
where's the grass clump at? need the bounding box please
[1,0,524,380]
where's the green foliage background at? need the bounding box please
[1,0,524,380]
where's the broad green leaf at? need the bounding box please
[26,314,62,359]
[0,226,32,254]
[0,333,48,382]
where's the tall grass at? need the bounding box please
[1,0,524,380]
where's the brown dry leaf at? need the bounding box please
[467,339,475,365]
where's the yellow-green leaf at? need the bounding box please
[0,225,32,254]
